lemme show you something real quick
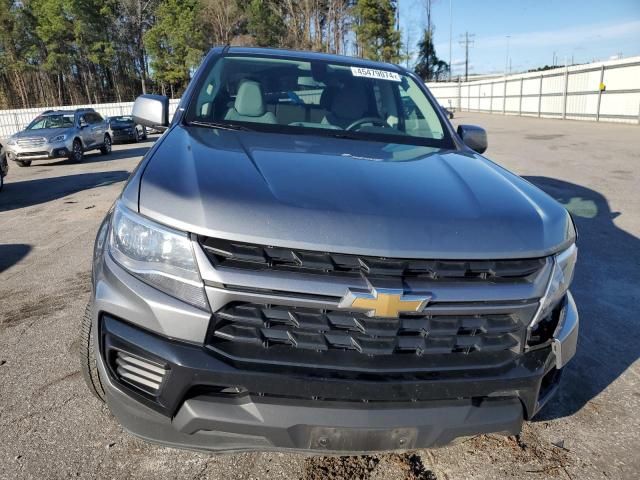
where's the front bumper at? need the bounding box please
[5,140,72,161]
[110,129,136,142]
[92,254,579,453]
[105,366,524,453]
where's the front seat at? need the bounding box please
[225,80,277,124]
[322,84,369,129]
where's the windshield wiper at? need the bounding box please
[321,130,362,140]
[186,120,252,131]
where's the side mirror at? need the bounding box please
[132,94,169,130]
[457,124,487,154]
[79,120,88,129]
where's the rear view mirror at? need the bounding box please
[132,94,169,130]
[457,124,487,154]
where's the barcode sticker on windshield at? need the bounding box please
[350,67,401,82]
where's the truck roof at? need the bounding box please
[221,46,407,74]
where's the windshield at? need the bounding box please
[27,114,74,130]
[110,116,133,124]
[185,55,451,147]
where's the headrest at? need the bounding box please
[234,81,266,117]
[330,85,368,120]
[320,86,338,109]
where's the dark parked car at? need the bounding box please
[440,105,454,119]
[0,142,8,190]
[106,116,147,143]
[82,47,578,455]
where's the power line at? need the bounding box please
[459,32,475,82]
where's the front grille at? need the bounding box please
[113,129,132,136]
[206,301,538,371]
[199,237,545,281]
[199,238,548,373]
[17,151,48,158]
[16,137,46,148]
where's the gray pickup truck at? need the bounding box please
[82,47,578,454]
[4,108,111,166]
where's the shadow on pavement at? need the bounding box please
[524,176,640,421]
[46,143,153,166]
[0,170,130,212]
[0,244,31,272]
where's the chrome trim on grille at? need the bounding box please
[16,137,47,147]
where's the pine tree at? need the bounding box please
[353,0,401,63]
[144,0,205,96]
[245,0,286,47]
[414,27,449,81]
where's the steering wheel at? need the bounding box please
[346,117,390,131]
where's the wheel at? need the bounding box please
[16,160,32,167]
[134,128,140,143]
[100,135,112,155]
[69,139,83,163]
[80,302,106,402]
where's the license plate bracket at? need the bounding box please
[308,426,418,451]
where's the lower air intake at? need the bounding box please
[115,351,167,394]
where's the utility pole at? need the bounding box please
[404,28,412,68]
[505,35,511,75]
[459,32,474,82]
[449,0,453,81]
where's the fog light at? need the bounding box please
[220,386,247,395]
[114,350,168,395]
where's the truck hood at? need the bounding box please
[137,125,574,259]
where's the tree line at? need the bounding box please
[0,0,449,109]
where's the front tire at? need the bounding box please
[69,139,83,163]
[80,302,106,402]
[100,135,112,155]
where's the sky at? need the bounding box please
[398,0,640,76]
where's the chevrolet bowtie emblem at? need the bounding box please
[338,287,431,318]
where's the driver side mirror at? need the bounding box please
[79,119,88,129]
[457,124,487,154]
[132,94,169,130]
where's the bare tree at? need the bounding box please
[277,1,352,53]
[200,0,244,46]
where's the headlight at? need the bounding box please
[49,134,67,143]
[531,243,577,327]
[109,202,209,310]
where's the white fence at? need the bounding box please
[0,99,181,140]
[427,56,640,124]
[2,56,638,139]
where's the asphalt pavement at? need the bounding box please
[1,114,639,479]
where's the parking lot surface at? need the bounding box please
[1,114,639,479]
